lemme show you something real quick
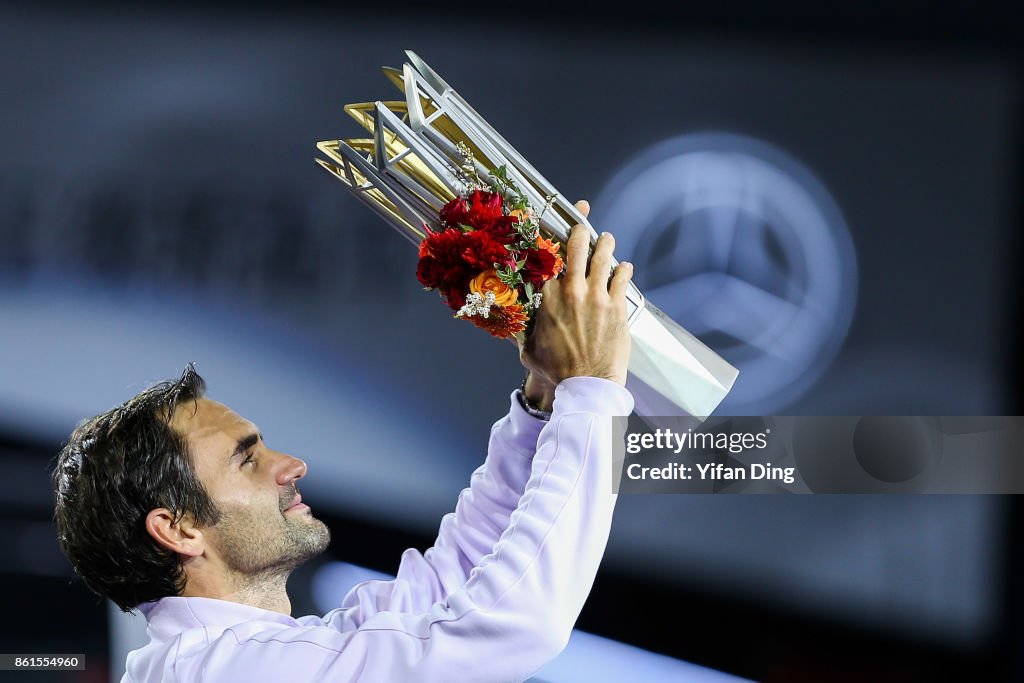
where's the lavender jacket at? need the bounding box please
[123,377,634,683]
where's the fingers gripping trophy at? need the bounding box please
[315,51,738,419]
[519,203,634,412]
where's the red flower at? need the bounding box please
[441,286,467,312]
[440,190,499,229]
[439,190,519,242]
[520,236,565,286]
[439,197,467,228]
[416,228,472,290]
[461,230,516,271]
[417,255,465,293]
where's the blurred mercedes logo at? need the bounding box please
[594,133,858,414]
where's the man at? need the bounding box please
[53,210,635,682]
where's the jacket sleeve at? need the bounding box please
[335,386,553,622]
[173,376,633,683]
[328,376,633,681]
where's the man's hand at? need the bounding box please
[520,200,633,410]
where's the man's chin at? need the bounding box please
[289,508,327,533]
[304,519,332,553]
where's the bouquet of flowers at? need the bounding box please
[315,51,739,417]
[417,158,563,339]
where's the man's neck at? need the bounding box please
[183,570,293,616]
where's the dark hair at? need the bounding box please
[52,364,222,612]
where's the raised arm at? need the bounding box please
[331,388,549,621]
[333,376,633,680]
[336,201,630,619]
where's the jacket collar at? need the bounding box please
[137,597,300,641]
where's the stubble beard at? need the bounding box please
[212,489,331,580]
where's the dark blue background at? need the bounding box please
[1,3,1020,681]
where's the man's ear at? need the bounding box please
[145,508,204,558]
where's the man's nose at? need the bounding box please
[273,451,308,485]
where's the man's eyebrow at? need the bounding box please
[227,432,263,464]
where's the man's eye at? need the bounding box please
[242,453,255,466]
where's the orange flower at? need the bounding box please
[469,269,519,307]
[467,303,529,339]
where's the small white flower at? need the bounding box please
[532,292,543,309]
[456,291,496,319]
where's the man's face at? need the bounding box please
[171,398,330,577]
